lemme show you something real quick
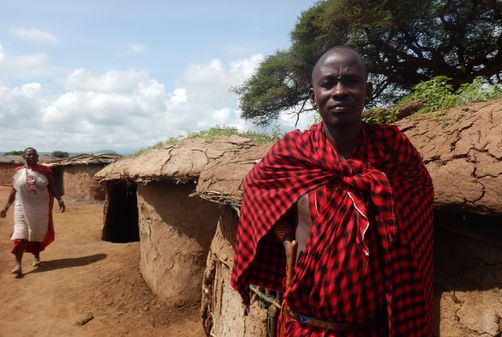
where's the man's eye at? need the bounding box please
[320,81,335,88]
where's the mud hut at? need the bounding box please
[195,99,502,337]
[0,155,59,186]
[94,136,257,309]
[0,156,24,186]
[196,145,271,337]
[51,153,121,201]
[397,99,502,337]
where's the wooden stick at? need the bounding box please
[286,240,298,288]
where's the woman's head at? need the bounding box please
[23,147,39,166]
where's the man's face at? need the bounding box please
[310,49,369,131]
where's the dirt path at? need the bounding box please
[0,186,205,337]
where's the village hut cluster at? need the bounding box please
[94,136,259,308]
[0,154,53,186]
[0,153,120,202]
[95,99,502,337]
[53,153,121,201]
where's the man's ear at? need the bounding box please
[365,82,373,104]
[309,87,316,109]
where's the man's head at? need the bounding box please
[23,147,39,166]
[310,46,372,132]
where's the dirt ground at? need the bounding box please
[0,185,205,337]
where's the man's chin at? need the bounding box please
[322,117,362,130]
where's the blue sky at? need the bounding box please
[0,0,317,154]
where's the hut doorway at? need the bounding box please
[433,210,502,337]
[102,180,139,243]
[51,166,64,198]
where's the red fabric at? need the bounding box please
[11,164,56,255]
[231,122,434,336]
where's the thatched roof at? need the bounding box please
[195,99,502,215]
[0,153,121,167]
[0,155,57,165]
[0,155,24,165]
[195,144,270,207]
[56,153,122,166]
[94,135,256,184]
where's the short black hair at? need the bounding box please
[23,147,38,155]
[311,45,368,85]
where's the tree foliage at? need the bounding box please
[3,150,23,156]
[51,151,69,158]
[237,0,501,125]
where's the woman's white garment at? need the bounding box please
[11,167,50,242]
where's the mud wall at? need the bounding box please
[62,165,106,200]
[137,181,220,306]
[398,100,502,214]
[0,164,17,186]
[203,206,502,337]
[202,206,268,337]
[434,218,502,337]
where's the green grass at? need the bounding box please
[129,126,281,157]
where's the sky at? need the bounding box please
[0,0,317,154]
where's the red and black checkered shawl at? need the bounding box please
[231,122,434,336]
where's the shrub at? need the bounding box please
[51,151,70,158]
[364,76,502,123]
[3,150,24,156]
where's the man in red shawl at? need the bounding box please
[231,46,434,336]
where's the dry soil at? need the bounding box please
[0,185,205,337]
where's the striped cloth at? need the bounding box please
[231,122,434,336]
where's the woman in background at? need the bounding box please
[0,147,65,277]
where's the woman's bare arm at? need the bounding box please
[0,187,16,218]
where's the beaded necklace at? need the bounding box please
[25,165,38,193]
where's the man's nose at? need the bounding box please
[331,82,347,97]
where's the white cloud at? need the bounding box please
[45,69,168,129]
[9,27,60,44]
[13,53,49,69]
[0,45,56,81]
[63,68,155,93]
[0,82,44,127]
[230,54,264,80]
[128,43,147,54]
[0,53,314,153]
[0,44,5,63]
[170,88,187,104]
[181,55,263,93]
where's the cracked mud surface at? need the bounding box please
[195,99,502,216]
[95,135,256,184]
[397,99,502,214]
[434,225,502,337]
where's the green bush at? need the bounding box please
[364,76,502,124]
[398,76,458,114]
[51,151,70,158]
[3,150,24,156]
[456,77,502,105]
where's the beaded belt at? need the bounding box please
[282,305,386,332]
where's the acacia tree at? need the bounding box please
[51,151,69,158]
[237,0,501,125]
